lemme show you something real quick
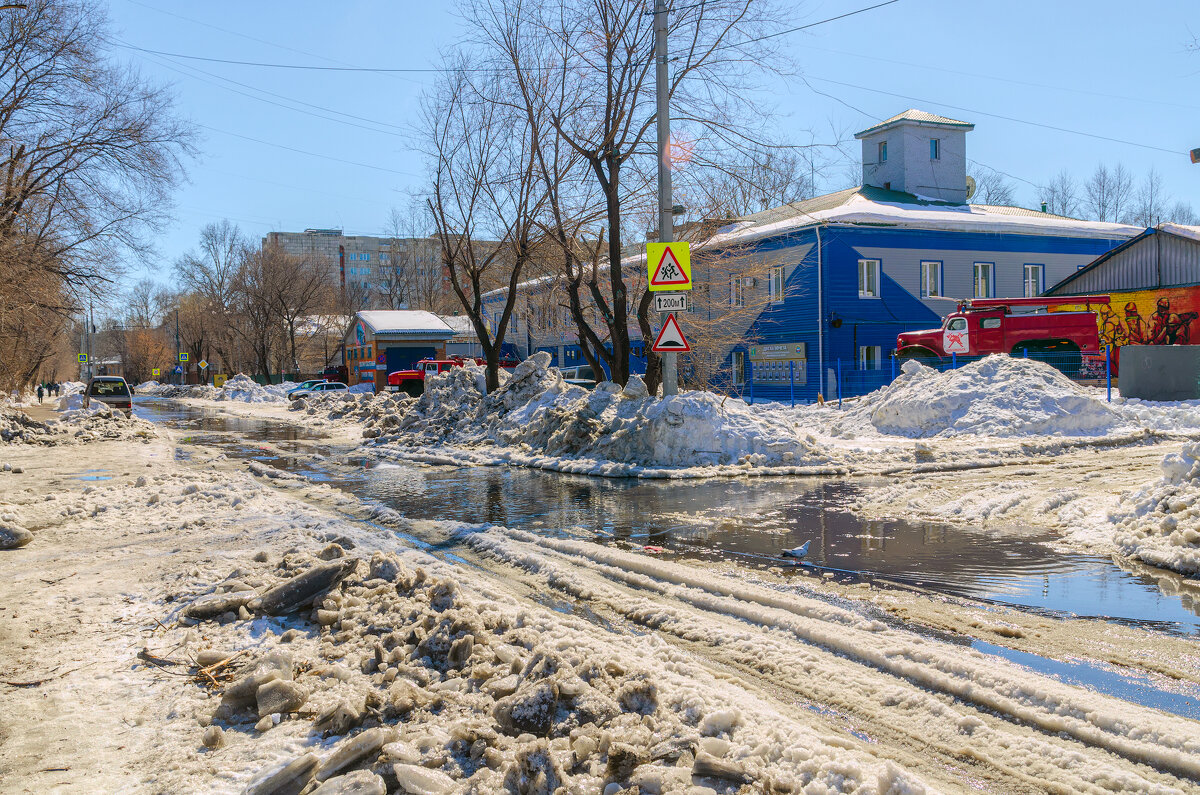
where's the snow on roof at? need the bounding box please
[854,109,975,138]
[709,187,1143,246]
[1159,222,1200,243]
[356,310,454,337]
[439,315,475,337]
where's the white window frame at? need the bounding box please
[930,138,940,160]
[729,275,745,307]
[858,258,880,299]
[858,345,882,370]
[732,350,745,385]
[920,260,942,298]
[768,267,786,303]
[1023,264,1045,298]
[973,262,995,299]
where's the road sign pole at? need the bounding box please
[654,0,677,397]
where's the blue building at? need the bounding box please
[489,110,1141,400]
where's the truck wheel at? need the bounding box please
[897,349,939,367]
[402,382,424,398]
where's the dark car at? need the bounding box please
[83,376,133,415]
[560,365,598,389]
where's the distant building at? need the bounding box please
[263,229,444,309]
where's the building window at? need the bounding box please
[878,140,887,163]
[973,262,995,298]
[363,267,371,275]
[732,351,745,385]
[1023,264,1044,297]
[362,253,370,261]
[729,275,745,307]
[920,261,942,298]
[858,259,880,298]
[769,267,786,303]
[859,345,882,370]
[930,138,940,160]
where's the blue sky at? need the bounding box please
[106,0,1200,285]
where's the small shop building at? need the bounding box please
[343,311,456,390]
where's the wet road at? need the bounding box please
[133,398,1200,636]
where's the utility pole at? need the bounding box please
[174,308,181,386]
[87,303,94,380]
[654,0,677,396]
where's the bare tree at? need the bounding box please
[1168,201,1199,225]
[379,204,448,313]
[1040,169,1081,217]
[174,220,245,371]
[464,0,785,392]
[424,65,546,392]
[265,243,332,376]
[682,145,815,220]
[1122,167,1167,227]
[0,0,193,288]
[232,245,283,382]
[1083,163,1134,222]
[970,165,1016,206]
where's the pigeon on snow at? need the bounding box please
[780,540,810,560]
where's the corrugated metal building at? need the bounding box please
[1045,224,1200,349]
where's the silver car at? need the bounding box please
[83,376,133,415]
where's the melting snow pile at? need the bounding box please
[1110,443,1200,575]
[851,356,1124,438]
[0,402,154,445]
[358,353,834,475]
[211,374,291,403]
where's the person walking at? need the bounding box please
[36,384,44,403]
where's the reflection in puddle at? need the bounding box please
[134,398,1200,636]
[972,640,1200,720]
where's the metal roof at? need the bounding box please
[854,109,975,138]
[1046,224,1200,295]
[355,310,455,337]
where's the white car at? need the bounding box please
[287,381,349,400]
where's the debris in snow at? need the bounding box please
[0,520,33,549]
[0,402,153,446]
[242,752,319,795]
[255,558,359,615]
[309,770,386,795]
[1111,442,1200,574]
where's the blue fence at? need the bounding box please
[736,347,1114,407]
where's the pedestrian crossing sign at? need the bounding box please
[647,242,691,291]
[179,352,189,362]
[152,368,160,377]
[77,353,88,363]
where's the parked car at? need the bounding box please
[83,376,133,415]
[286,379,326,397]
[287,381,349,400]
[560,365,598,389]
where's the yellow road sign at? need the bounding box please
[77,353,88,363]
[213,374,227,388]
[647,242,691,291]
[179,352,189,362]
[151,368,160,377]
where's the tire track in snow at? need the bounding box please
[465,526,1200,792]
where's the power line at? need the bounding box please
[119,39,413,138]
[199,124,420,177]
[111,1,904,74]
[805,75,1183,156]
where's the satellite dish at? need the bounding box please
[965,175,977,202]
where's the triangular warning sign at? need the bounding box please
[652,313,691,353]
[650,246,690,287]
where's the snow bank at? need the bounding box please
[361,353,836,475]
[0,403,154,445]
[1110,443,1200,574]
[215,374,291,403]
[844,356,1124,438]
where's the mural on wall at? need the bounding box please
[1057,286,1200,347]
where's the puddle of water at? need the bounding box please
[972,639,1200,721]
[134,397,1200,636]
